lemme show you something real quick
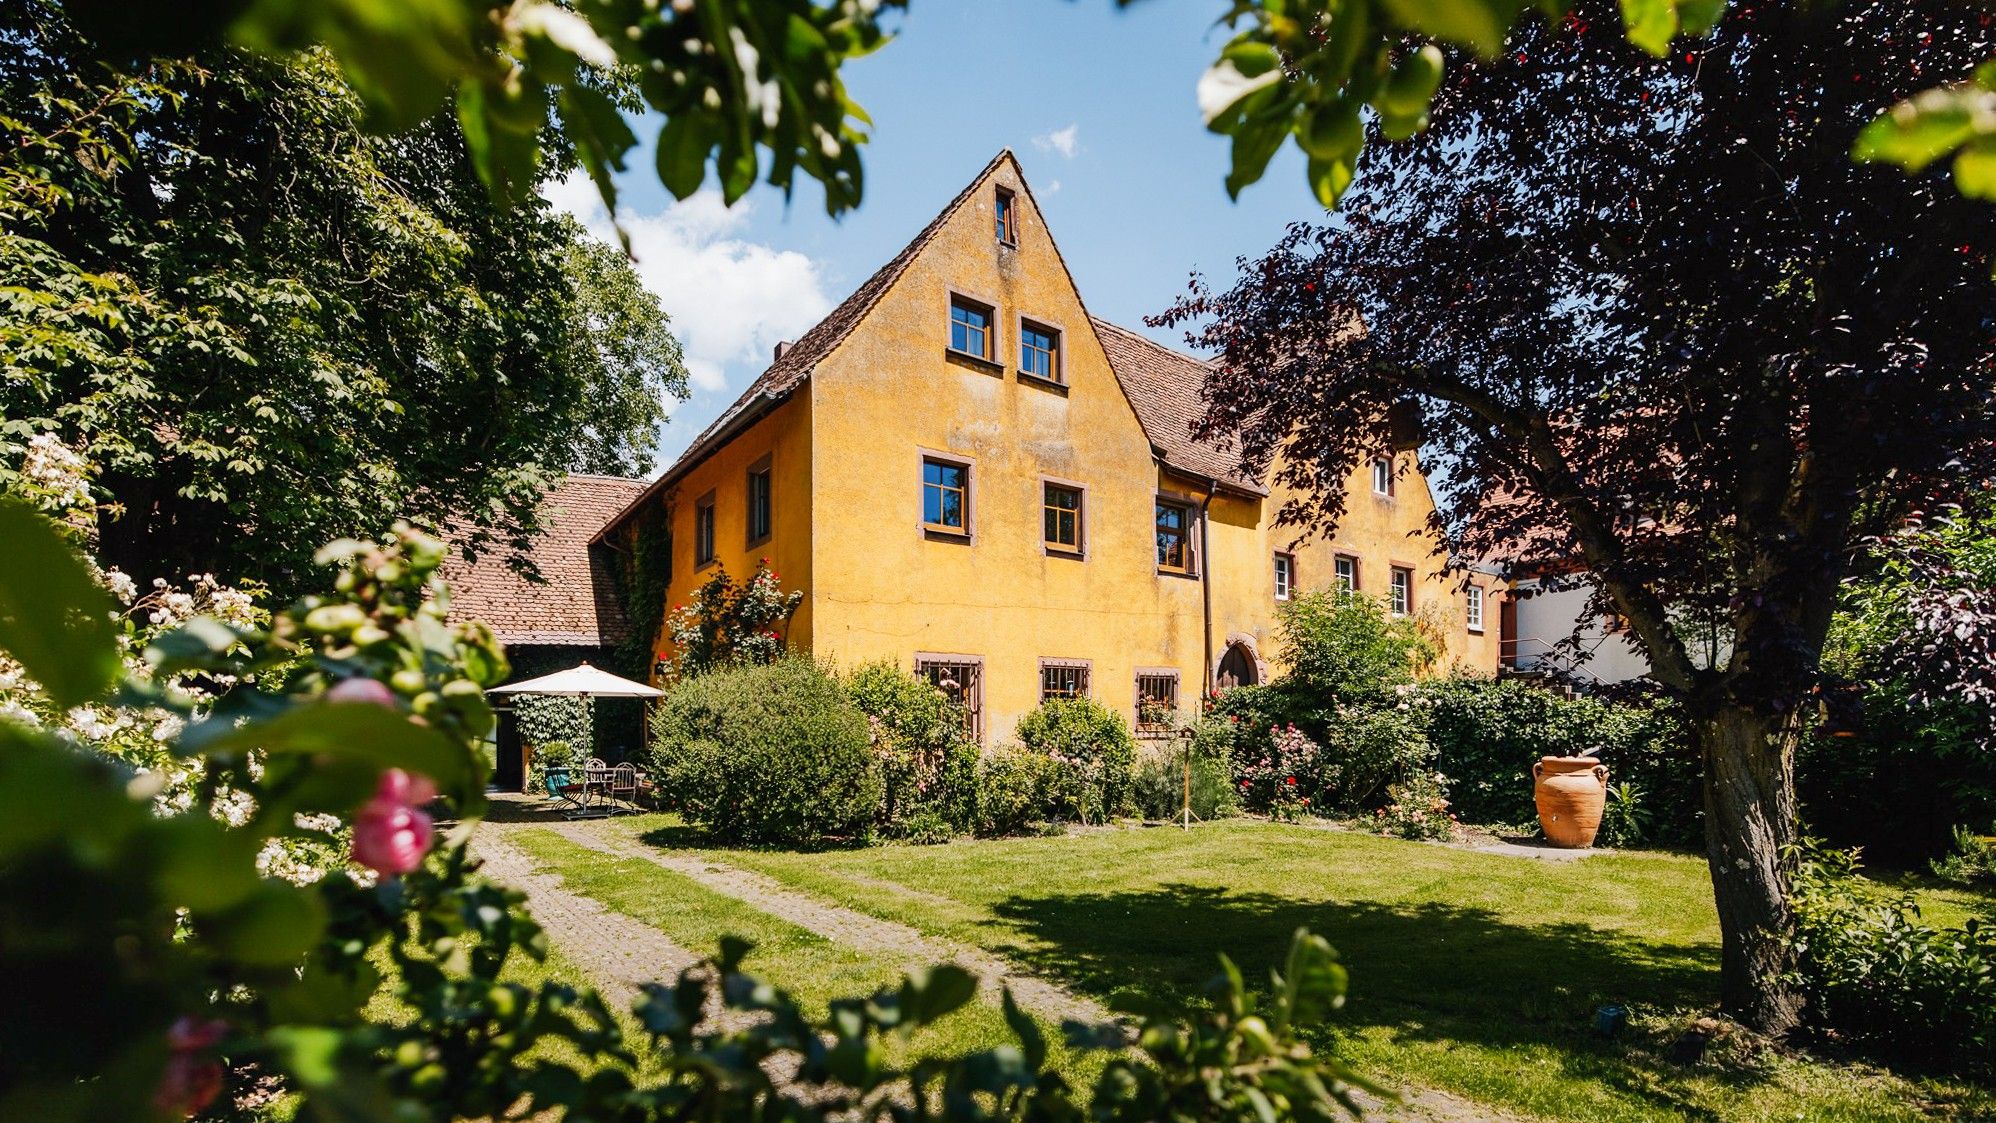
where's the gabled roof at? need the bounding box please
[1090,317,1266,497]
[597,150,1019,541]
[442,473,645,647]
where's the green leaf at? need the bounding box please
[0,499,118,708]
[266,1025,344,1087]
[655,114,709,200]
[204,881,327,966]
[1955,138,1996,201]
[192,701,472,802]
[900,963,978,1026]
[1676,0,1726,36]
[1000,988,1047,1071]
[145,617,244,676]
[1380,0,1517,57]
[1853,88,1983,172]
[1619,0,1678,57]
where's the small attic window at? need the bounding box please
[995,187,1017,246]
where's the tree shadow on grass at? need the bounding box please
[986,883,1770,1119]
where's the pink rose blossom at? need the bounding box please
[327,677,397,707]
[154,1017,228,1118]
[353,799,433,875]
[374,768,437,806]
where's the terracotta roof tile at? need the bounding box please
[1090,318,1266,496]
[442,474,646,646]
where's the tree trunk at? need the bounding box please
[1697,702,1806,1037]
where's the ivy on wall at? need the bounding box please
[610,504,671,681]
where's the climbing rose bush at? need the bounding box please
[660,560,803,682]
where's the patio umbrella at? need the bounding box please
[485,662,662,699]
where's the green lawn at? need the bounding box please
[506,829,1102,1083]
[590,815,1994,1123]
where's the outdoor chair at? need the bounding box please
[545,767,589,815]
[607,763,639,814]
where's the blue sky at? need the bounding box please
[548,0,1325,473]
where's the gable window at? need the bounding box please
[1134,670,1180,736]
[694,492,717,567]
[949,295,994,360]
[1043,482,1083,553]
[1390,566,1413,616]
[995,188,1017,245]
[1372,457,1395,497]
[1334,553,1359,592]
[1156,498,1194,573]
[1466,584,1485,633]
[1040,658,1090,702]
[1020,321,1061,383]
[746,458,772,545]
[917,654,984,742]
[1274,552,1295,601]
[922,456,970,534]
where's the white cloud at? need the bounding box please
[543,174,832,398]
[1032,124,1081,159]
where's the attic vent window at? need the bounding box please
[774,340,792,361]
[995,187,1016,246]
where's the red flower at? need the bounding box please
[154,1018,228,1118]
[1285,776,1296,786]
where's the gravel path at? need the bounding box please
[543,819,1119,1031]
[472,828,699,1009]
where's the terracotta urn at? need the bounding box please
[1534,756,1609,849]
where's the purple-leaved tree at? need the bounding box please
[1160,0,1996,1035]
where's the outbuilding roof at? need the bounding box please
[1090,317,1265,497]
[441,473,645,647]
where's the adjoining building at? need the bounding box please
[594,151,1503,742]
[441,473,648,787]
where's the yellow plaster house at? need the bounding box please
[597,152,1501,741]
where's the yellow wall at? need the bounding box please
[641,152,1498,737]
[806,158,1213,738]
[1272,451,1503,676]
[650,394,815,661]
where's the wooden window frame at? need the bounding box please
[1133,667,1181,738]
[745,454,773,548]
[995,186,1017,246]
[946,290,999,365]
[1389,564,1415,617]
[915,652,985,743]
[1372,456,1396,498]
[918,449,975,540]
[693,490,718,569]
[1273,551,1296,601]
[1040,476,1086,558]
[1155,494,1197,576]
[1465,584,1485,633]
[1334,552,1360,592]
[1016,316,1065,389]
[1038,657,1092,702]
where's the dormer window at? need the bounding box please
[1372,456,1395,497]
[995,187,1017,245]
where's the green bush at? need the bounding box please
[1318,701,1432,810]
[973,746,1064,837]
[1413,675,1698,844]
[1931,824,1996,890]
[1015,696,1139,822]
[1277,587,1432,705]
[844,660,978,837]
[648,657,883,845]
[1790,842,1996,1076]
[1131,736,1241,822]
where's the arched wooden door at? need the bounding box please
[1216,642,1260,689]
